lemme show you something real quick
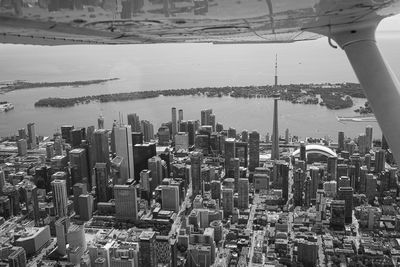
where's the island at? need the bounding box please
[0,78,119,93]
[34,83,364,109]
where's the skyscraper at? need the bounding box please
[8,247,26,267]
[248,131,260,172]
[222,188,234,218]
[133,142,156,179]
[51,179,68,218]
[190,152,203,197]
[69,148,90,187]
[338,131,345,152]
[187,120,196,146]
[92,129,110,169]
[178,109,183,122]
[171,107,177,137]
[148,156,163,190]
[127,113,141,132]
[237,178,249,209]
[94,163,109,203]
[375,149,385,173]
[114,184,138,221]
[27,122,37,149]
[327,156,337,181]
[271,98,280,160]
[141,120,154,142]
[61,125,74,144]
[139,231,157,267]
[113,125,134,182]
[201,109,213,126]
[161,185,180,212]
[338,186,353,223]
[224,138,235,176]
[365,125,373,151]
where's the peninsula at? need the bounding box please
[0,78,119,93]
[34,83,363,109]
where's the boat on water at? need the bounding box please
[0,102,14,112]
[337,115,376,122]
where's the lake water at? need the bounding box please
[1,32,400,140]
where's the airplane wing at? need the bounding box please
[0,0,399,45]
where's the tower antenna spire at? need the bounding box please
[274,53,278,86]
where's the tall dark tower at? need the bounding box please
[274,54,278,86]
[271,98,280,160]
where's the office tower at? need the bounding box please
[271,98,280,160]
[365,174,377,202]
[382,134,389,150]
[78,194,93,221]
[222,188,234,218]
[73,183,87,215]
[148,156,163,189]
[299,141,306,161]
[56,218,71,256]
[110,156,124,185]
[141,120,154,142]
[127,113,141,132]
[113,125,134,182]
[179,120,188,133]
[132,132,143,146]
[209,114,216,131]
[69,148,90,187]
[70,128,84,148]
[241,130,248,142]
[229,158,240,190]
[330,200,345,228]
[327,156,337,181]
[17,139,27,156]
[195,134,210,155]
[20,181,40,226]
[139,231,157,267]
[86,126,95,144]
[8,247,27,267]
[283,129,289,144]
[293,169,305,206]
[309,166,319,200]
[338,187,353,223]
[92,129,110,169]
[187,120,196,146]
[27,122,37,149]
[175,132,189,150]
[159,150,171,177]
[227,127,236,139]
[235,141,248,167]
[61,125,74,144]
[2,184,19,217]
[304,177,312,207]
[248,131,260,172]
[0,168,5,191]
[224,138,236,175]
[237,178,249,209]
[190,152,203,197]
[281,163,289,201]
[114,184,138,221]
[54,136,63,156]
[216,123,223,132]
[359,166,368,193]
[171,107,177,136]
[18,128,27,140]
[375,149,385,173]
[338,131,345,152]
[358,133,368,155]
[133,143,156,179]
[140,170,151,202]
[94,163,109,203]
[365,153,371,171]
[210,180,221,200]
[178,109,183,121]
[337,164,348,181]
[158,126,170,145]
[365,125,373,150]
[201,109,213,126]
[52,179,68,218]
[46,143,54,160]
[297,240,318,267]
[162,185,180,212]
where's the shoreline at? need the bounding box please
[0,78,119,93]
[33,83,364,110]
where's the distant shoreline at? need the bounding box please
[0,78,119,93]
[34,83,364,110]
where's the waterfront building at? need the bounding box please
[27,122,37,149]
[172,107,177,137]
[61,125,74,144]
